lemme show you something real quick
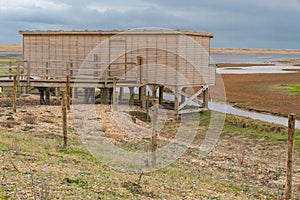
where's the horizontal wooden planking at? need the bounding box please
[22,32,213,86]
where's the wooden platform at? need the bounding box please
[0,78,140,88]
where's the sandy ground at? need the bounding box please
[0,44,22,52]
[211,48,300,55]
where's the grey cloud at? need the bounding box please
[0,0,300,49]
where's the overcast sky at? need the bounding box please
[0,0,300,49]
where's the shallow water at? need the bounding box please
[211,54,300,64]
[209,102,300,130]
[217,65,300,74]
[160,93,299,129]
[0,51,22,57]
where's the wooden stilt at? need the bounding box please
[150,85,158,99]
[129,87,134,105]
[159,86,164,104]
[203,87,209,109]
[113,78,117,111]
[45,88,50,105]
[119,87,124,102]
[140,85,147,109]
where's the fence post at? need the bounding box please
[61,90,68,148]
[152,98,159,167]
[16,62,20,83]
[66,64,71,110]
[285,113,296,199]
[13,76,17,113]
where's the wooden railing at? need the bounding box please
[0,59,140,86]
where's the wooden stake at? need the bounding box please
[13,76,17,113]
[61,90,68,148]
[152,98,159,167]
[285,113,296,199]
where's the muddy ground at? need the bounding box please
[211,72,300,119]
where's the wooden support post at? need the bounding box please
[129,87,134,105]
[159,86,164,104]
[61,90,68,148]
[45,88,50,105]
[150,85,158,98]
[66,74,71,110]
[285,113,296,200]
[119,87,124,102]
[203,86,209,109]
[152,98,159,167]
[138,87,142,101]
[140,85,147,109]
[13,76,17,113]
[26,62,31,89]
[113,78,117,111]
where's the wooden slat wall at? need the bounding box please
[22,31,214,85]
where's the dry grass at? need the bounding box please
[0,102,299,199]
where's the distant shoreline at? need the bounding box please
[1,44,300,55]
[211,48,300,55]
[0,44,22,52]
